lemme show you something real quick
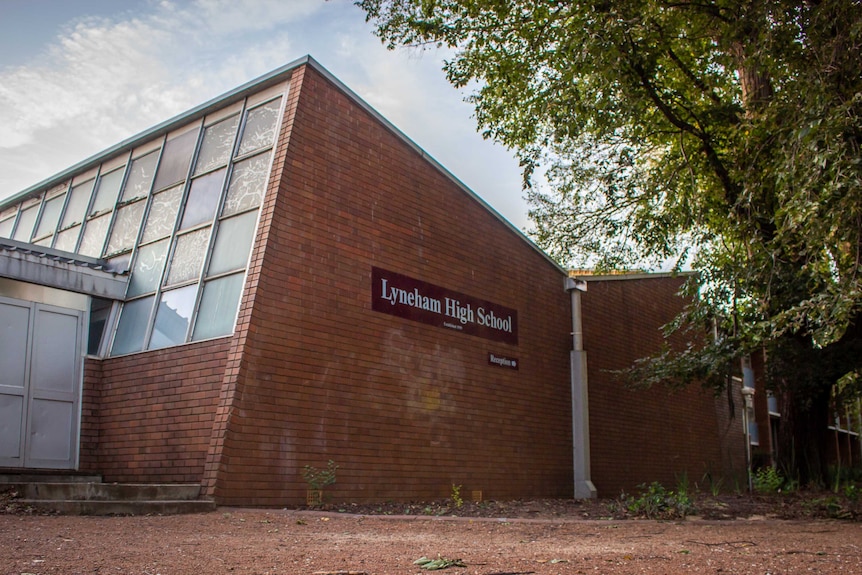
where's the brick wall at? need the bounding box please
[207,64,574,506]
[86,338,229,483]
[78,358,103,472]
[582,275,746,496]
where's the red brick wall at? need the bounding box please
[582,275,746,496]
[86,338,229,483]
[78,358,103,472]
[208,64,573,506]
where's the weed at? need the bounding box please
[450,484,463,509]
[301,460,338,490]
[701,471,724,496]
[302,460,338,506]
[752,467,784,494]
[619,482,696,519]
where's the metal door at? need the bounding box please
[0,297,83,469]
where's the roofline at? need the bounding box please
[575,271,695,282]
[2,55,312,208]
[3,55,565,274]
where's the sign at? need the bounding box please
[488,353,519,370]
[371,267,518,345]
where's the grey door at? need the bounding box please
[0,297,83,469]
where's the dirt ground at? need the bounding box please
[2,494,861,575]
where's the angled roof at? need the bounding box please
[2,55,566,274]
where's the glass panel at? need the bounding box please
[33,236,52,247]
[111,296,154,356]
[149,284,197,350]
[12,205,39,242]
[34,194,65,238]
[120,150,159,202]
[77,212,111,257]
[208,210,258,276]
[90,168,125,215]
[88,298,113,356]
[166,228,209,286]
[193,272,244,341]
[194,114,239,176]
[0,216,15,238]
[104,199,146,255]
[62,179,95,228]
[180,168,225,230]
[127,239,169,297]
[54,226,81,251]
[153,128,199,192]
[141,184,183,244]
[223,151,271,216]
[237,98,281,156]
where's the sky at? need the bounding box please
[0,0,530,231]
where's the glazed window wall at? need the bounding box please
[0,91,285,356]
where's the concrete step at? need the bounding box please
[0,475,215,515]
[15,482,203,501]
[0,473,102,484]
[19,498,216,516]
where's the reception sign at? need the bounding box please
[372,267,518,345]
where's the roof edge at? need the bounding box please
[303,58,566,275]
[3,55,565,275]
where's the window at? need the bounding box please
[54,178,95,252]
[237,98,281,156]
[0,207,17,238]
[111,296,154,355]
[33,191,66,242]
[208,210,258,276]
[223,151,271,216]
[195,115,239,176]
[90,168,124,216]
[180,168,225,230]
[141,184,183,244]
[149,284,197,349]
[165,228,209,286]
[88,298,113,355]
[77,213,111,258]
[127,239,169,297]
[104,200,146,256]
[119,151,158,203]
[153,128,199,192]
[193,272,245,341]
[12,203,40,242]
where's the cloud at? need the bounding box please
[0,1,334,198]
[0,0,528,231]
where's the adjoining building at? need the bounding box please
[1,56,750,505]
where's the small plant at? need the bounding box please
[701,471,724,496]
[450,484,463,509]
[619,482,695,519]
[301,460,338,490]
[752,466,784,494]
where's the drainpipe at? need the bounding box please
[566,277,597,499]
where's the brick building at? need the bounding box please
[1,57,748,505]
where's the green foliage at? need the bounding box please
[414,556,467,570]
[700,472,725,496]
[301,460,338,490]
[358,0,862,486]
[619,482,696,519]
[752,466,785,494]
[450,483,463,509]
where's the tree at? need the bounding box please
[359,0,862,485]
